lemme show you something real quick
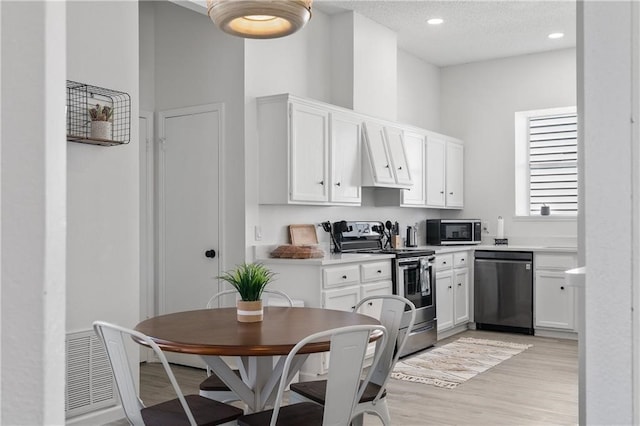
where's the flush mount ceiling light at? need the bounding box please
[427,18,444,25]
[207,0,313,39]
[548,32,565,39]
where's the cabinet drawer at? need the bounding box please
[323,265,360,288]
[436,254,453,271]
[361,261,392,282]
[535,253,577,271]
[453,252,469,268]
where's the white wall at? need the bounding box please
[352,13,397,121]
[244,10,442,252]
[1,2,66,424]
[440,48,577,244]
[145,1,246,271]
[397,49,441,132]
[66,1,139,423]
[580,2,636,423]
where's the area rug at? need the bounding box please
[391,337,532,389]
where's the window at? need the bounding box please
[515,107,578,217]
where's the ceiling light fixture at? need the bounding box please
[427,18,444,25]
[548,32,564,39]
[207,0,313,39]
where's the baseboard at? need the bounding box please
[437,323,470,341]
[66,404,124,426]
[534,328,578,340]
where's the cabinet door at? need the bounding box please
[385,126,412,185]
[446,142,464,208]
[435,270,454,331]
[290,103,329,202]
[360,281,393,319]
[402,131,426,205]
[453,268,469,325]
[330,112,361,204]
[425,137,446,207]
[535,271,576,330]
[323,286,360,312]
[362,121,395,184]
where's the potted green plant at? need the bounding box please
[218,263,275,322]
[88,103,114,140]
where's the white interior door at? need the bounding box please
[139,111,154,363]
[158,104,223,367]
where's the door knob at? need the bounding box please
[205,249,216,259]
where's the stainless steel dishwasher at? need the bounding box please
[474,250,534,334]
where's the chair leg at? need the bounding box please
[375,400,391,426]
[350,413,364,426]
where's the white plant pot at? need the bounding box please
[90,121,112,140]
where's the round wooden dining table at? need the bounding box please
[135,306,381,412]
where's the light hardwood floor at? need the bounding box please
[106,330,578,425]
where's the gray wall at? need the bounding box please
[440,48,577,245]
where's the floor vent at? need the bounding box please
[65,329,117,418]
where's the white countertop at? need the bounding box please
[255,243,576,266]
[258,252,395,266]
[423,244,577,254]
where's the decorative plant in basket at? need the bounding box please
[88,103,114,140]
[218,263,276,323]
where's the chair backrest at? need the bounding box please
[270,324,388,426]
[206,288,294,308]
[93,321,197,426]
[354,295,416,403]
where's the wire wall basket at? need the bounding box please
[66,80,131,146]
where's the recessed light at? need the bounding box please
[548,32,564,39]
[427,18,444,25]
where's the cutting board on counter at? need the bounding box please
[288,224,318,245]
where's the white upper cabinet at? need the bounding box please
[290,103,329,203]
[330,112,362,204]
[425,135,464,209]
[384,126,412,185]
[362,120,413,188]
[401,131,426,206]
[258,94,360,206]
[425,136,446,207]
[446,141,464,208]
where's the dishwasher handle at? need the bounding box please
[475,258,532,266]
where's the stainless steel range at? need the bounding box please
[330,220,437,357]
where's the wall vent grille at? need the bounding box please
[65,329,117,418]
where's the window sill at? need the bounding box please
[512,215,577,222]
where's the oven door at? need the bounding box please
[395,256,435,311]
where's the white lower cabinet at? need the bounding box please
[435,251,470,335]
[534,252,578,333]
[263,258,392,379]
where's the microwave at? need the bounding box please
[426,219,482,245]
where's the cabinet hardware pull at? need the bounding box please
[461,258,464,262]
[448,285,452,289]
[335,182,341,186]
[319,180,324,185]
[342,275,347,279]
[560,286,565,290]
[449,192,454,195]
[351,306,356,310]
[205,249,216,259]
[440,191,444,194]
[385,164,390,168]
[398,166,403,170]
[443,261,447,265]
[458,283,462,286]
[368,302,373,306]
[377,270,382,273]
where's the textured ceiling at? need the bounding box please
[314,1,576,67]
